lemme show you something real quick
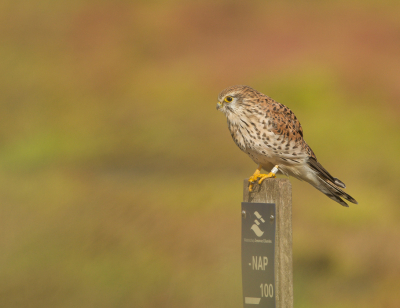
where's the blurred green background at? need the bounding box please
[1,1,400,307]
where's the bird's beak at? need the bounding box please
[216,102,222,110]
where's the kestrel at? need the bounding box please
[216,85,357,207]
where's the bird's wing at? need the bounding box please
[264,99,348,187]
[265,99,304,139]
[260,98,316,159]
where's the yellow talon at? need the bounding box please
[248,165,279,192]
[249,183,254,192]
[257,172,276,184]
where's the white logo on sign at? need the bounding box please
[251,211,265,237]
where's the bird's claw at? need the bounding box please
[248,172,276,191]
[248,165,279,192]
[257,172,276,184]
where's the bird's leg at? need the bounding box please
[248,165,279,192]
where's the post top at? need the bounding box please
[243,178,292,204]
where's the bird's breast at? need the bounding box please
[227,114,278,161]
[227,112,306,168]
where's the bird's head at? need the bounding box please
[216,85,258,116]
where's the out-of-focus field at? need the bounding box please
[1,1,400,307]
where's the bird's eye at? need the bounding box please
[224,96,233,103]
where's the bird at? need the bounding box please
[216,85,357,207]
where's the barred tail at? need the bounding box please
[314,175,358,207]
[307,157,358,207]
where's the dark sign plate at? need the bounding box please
[241,202,276,308]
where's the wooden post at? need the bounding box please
[243,178,293,308]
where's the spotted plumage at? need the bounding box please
[216,85,357,207]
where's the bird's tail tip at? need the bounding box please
[333,177,346,189]
[315,176,358,207]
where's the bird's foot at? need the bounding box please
[257,172,276,184]
[248,165,279,192]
